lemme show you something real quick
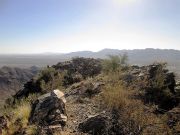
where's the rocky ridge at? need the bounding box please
[0,58,179,135]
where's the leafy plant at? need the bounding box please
[102,54,128,73]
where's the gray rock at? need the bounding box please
[68,81,104,97]
[30,89,67,129]
[78,114,108,135]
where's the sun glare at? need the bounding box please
[112,0,140,6]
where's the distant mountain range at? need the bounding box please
[62,48,180,64]
[0,48,180,105]
[63,49,180,74]
[0,48,180,71]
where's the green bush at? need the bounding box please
[144,63,177,110]
[26,67,65,94]
[102,54,128,73]
[38,67,65,93]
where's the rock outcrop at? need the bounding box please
[67,81,105,98]
[53,57,102,85]
[122,63,178,110]
[13,58,102,100]
[78,114,108,135]
[30,89,67,133]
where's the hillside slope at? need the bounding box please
[0,66,39,105]
[0,57,179,135]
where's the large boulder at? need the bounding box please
[29,89,67,130]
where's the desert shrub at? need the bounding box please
[102,83,130,110]
[143,63,177,110]
[53,131,73,135]
[102,83,172,135]
[1,98,38,135]
[37,67,57,83]
[120,53,128,65]
[13,101,31,127]
[14,67,66,99]
[25,125,38,135]
[149,63,167,88]
[36,67,65,92]
[102,54,128,73]
[63,71,83,86]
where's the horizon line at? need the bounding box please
[0,48,180,55]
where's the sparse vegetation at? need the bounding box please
[36,67,65,92]
[1,98,38,135]
[102,83,130,110]
[0,57,179,135]
[102,80,173,134]
[53,57,102,80]
[102,54,128,73]
[142,63,177,110]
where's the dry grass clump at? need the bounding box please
[53,131,68,135]
[102,83,173,135]
[102,84,131,110]
[2,98,38,135]
[13,101,31,127]
[25,125,38,135]
[53,131,85,135]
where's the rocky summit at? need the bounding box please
[0,57,179,135]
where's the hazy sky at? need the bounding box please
[0,0,180,54]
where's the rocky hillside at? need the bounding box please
[0,57,179,135]
[0,66,39,105]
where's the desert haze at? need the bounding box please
[0,0,180,134]
[0,48,180,73]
